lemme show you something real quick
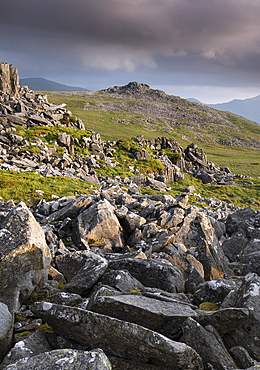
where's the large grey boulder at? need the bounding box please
[225,207,256,236]
[31,302,203,370]
[90,294,198,340]
[108,257,184,293]
[62,253,108,296]
[0,302,13,363]
[182,317,238,370]
[55,251,108,296]
[3,348,112,370]
[0,202,51,312]
[73,199,123,248]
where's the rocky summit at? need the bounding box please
[0,64,260,369]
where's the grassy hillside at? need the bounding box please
[45,90,260,178]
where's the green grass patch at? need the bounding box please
[0,170,98,206]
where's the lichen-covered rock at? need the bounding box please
[0,302,13,363]
[3,348,112,370]
[31,302,203,370]
[193,278,239,305]
[0,331,51,369]
[197,307,249,336]
[176,211,232,280]
[225,207,256,236]
[0,202,51,312]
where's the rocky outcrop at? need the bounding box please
[0,63,19,97]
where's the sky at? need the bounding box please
[1,0,260,103]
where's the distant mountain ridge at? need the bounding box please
[19,77,90,92]
[207,95,260,124]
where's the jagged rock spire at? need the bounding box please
[0,63,19,97]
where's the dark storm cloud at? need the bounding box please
[1,0,260,85]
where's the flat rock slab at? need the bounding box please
[31,302,203,370]
[91,294,198,339]
[3,348,111,370]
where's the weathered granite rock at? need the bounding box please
[182,317,238,370]
[73,199,123,248]
[91,294,198,340]
[108,257,184,293]
[0,202,51,312]
[3,348,112,370]
[222,235,249,262]
[31,302,203,369]
[0,331,51,369]
[193,278,239,305]
[0,302,13,363]
[119,211,146,233]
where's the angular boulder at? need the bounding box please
[73,199,123,248]
[31,302,203,370]
[182,317,238,370]
[91,294,198,340]
[108,257,184,293]
[0,202,51,312]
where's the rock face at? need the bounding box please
[0,63,19,97]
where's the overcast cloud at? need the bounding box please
[1,0,260,102]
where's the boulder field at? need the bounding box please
[0,64,260,369]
